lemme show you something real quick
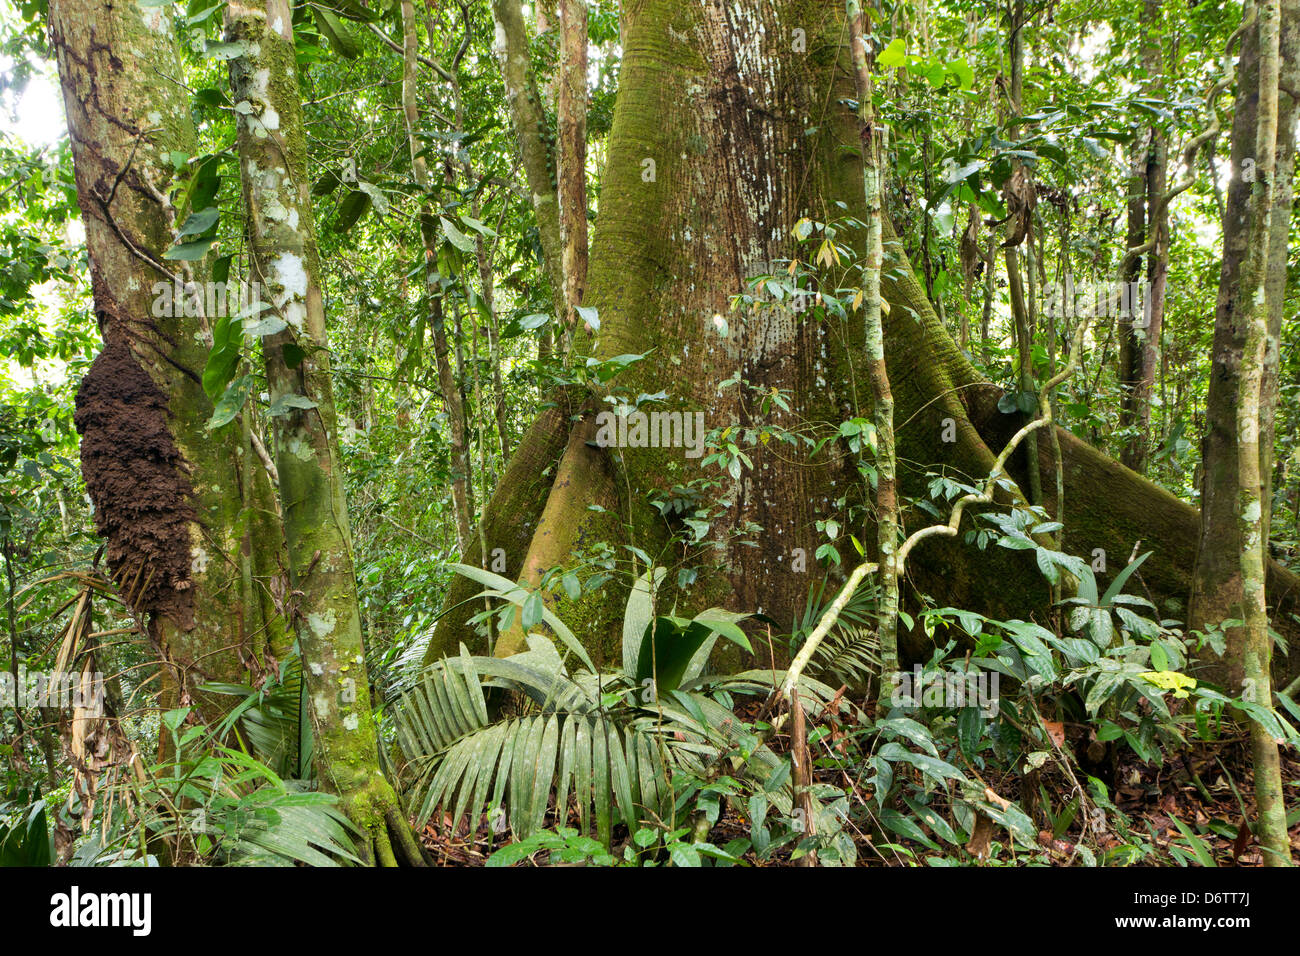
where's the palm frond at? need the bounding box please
[389,648,677,841]
[219,789,362,867]
[203,653,309,778]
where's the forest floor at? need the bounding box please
[414,701,1300,867]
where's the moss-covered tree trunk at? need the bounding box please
[1229,0,1291,866]
[490,0,567,324]
[49,0,268,722]
[1189,0,1299,687]
[847,0,898,690]
[427,0,1300,692]
[224,0,423,866]
[558,0,590,338]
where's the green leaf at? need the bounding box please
[243,315,288,338]
[880,808,940,849]
[878,717,939,756]
[206,374,252,430]
[0,800,52,867]
[357,181,389,217]
[164,237,218,261]
[485,840,538,868]
[690,607,753,653]
[881,743,965,784]
[878,37,907,68]
[459,214,498,238]
[282,343,307,369]
[440,216,477,253]
[1170,816,1217,867]
[312,7,363,58]
[178,207,219,237]
[521,591,544,631]
[203,312,244,401]
[957,706,985,761]
[1100,551,1152,607]
[945,58,975,89]
[267,393,319,418]
[669,843,702,867]
[622,568,664,675]
[449,564,596,673]
[333,190,372,232]
[204,39,247,60]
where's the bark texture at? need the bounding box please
[225,0,422,864]
[50,0,260,716]
[558,0,590,336]
[1189,0,1300,683]
[1117,0,1170,475]
[490,0,567,323]
[1231,0,1291,866]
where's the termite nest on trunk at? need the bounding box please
[74,338,197,628]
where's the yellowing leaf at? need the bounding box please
[1140,671,1197,699]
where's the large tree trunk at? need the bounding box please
[427,0,1300,690]
[49,0,267,720]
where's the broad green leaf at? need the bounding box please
[439,215,477,253]
[206,374,252,430]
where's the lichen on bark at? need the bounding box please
[225,0,423,863]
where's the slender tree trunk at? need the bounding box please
[1135,127,1169,475]
[224,0,423,865]
[1004,2,1041,505]
[1117,129,1149,466]
[401,0,474,551]
[1259,0,1299,550]
[491,0,567,326]
[847,1,898,693]
[1231,0,1291,866]
[444,8,512,467]
[558,0,591,338]
[1119,0,1168,475]
[1190,0,1299,682]
[980,233,996,357]
[476,215,512,460]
